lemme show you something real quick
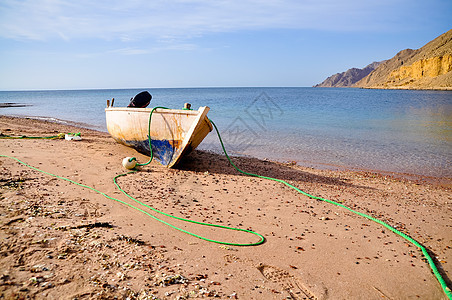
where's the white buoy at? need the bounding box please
[122,157,137,170]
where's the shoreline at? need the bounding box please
[0,114,105,132]
[2,114,450,186]
[291,158,452,187]
[1,115,451,299]
[0,103,32,108]
[314,86,452,91]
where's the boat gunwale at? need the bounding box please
[105,107,199,115]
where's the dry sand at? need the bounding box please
[0,115,451,299]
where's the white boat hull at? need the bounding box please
[105,106,212,167]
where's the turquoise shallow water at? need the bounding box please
[1,87,451,178]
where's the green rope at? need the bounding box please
[0,132,72,139]
[113,172,264,245]
[0,153,264,246]
[209,119,451,299]
[119,105,264,245]
[135,106,168,167]
[1,106,450,297]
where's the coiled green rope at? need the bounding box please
[115,106,264,246]
[0,154,264,246]
[0,108,265,246]
[114,171,264,245]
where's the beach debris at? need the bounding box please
[118,235,146,245]
[57,222,114,231]
[0,177,27,189]
[64,133,82,140]
[2,216,25,226]
[30,264,49,273]
[193,274,208,280]
[156,274,188,286]
[72,222,114,230]
[116,272,128,281]
[28,276,44,285]
[219,245,237,251]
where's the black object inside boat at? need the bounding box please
[128,91,152,108]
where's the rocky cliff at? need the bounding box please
[354,29,452,90]
[314,61,383,87]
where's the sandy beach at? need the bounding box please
[0,115,450,299]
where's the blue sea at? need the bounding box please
[1,87,451,178]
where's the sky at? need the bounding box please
[0,0,451,90]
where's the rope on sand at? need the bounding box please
[1,106,450,298]
[0,132,81,140]
[209,119,451,299]
[0,154,265,246]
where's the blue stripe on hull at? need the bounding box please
[125,138,176,166]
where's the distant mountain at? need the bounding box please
[315,61,384,87]
[315,29,452,90]
[354,29,452,90]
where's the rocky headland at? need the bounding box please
[314,61,383,87]
[316,29,452,90]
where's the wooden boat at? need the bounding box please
[105,101,212,167]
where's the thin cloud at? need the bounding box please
[75,42,199,58]
[0,0,416,41]
[109,48,150,55]
[108,43,198,55]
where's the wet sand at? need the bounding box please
[0,115,451,299]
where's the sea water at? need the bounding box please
[1,87,451,178]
